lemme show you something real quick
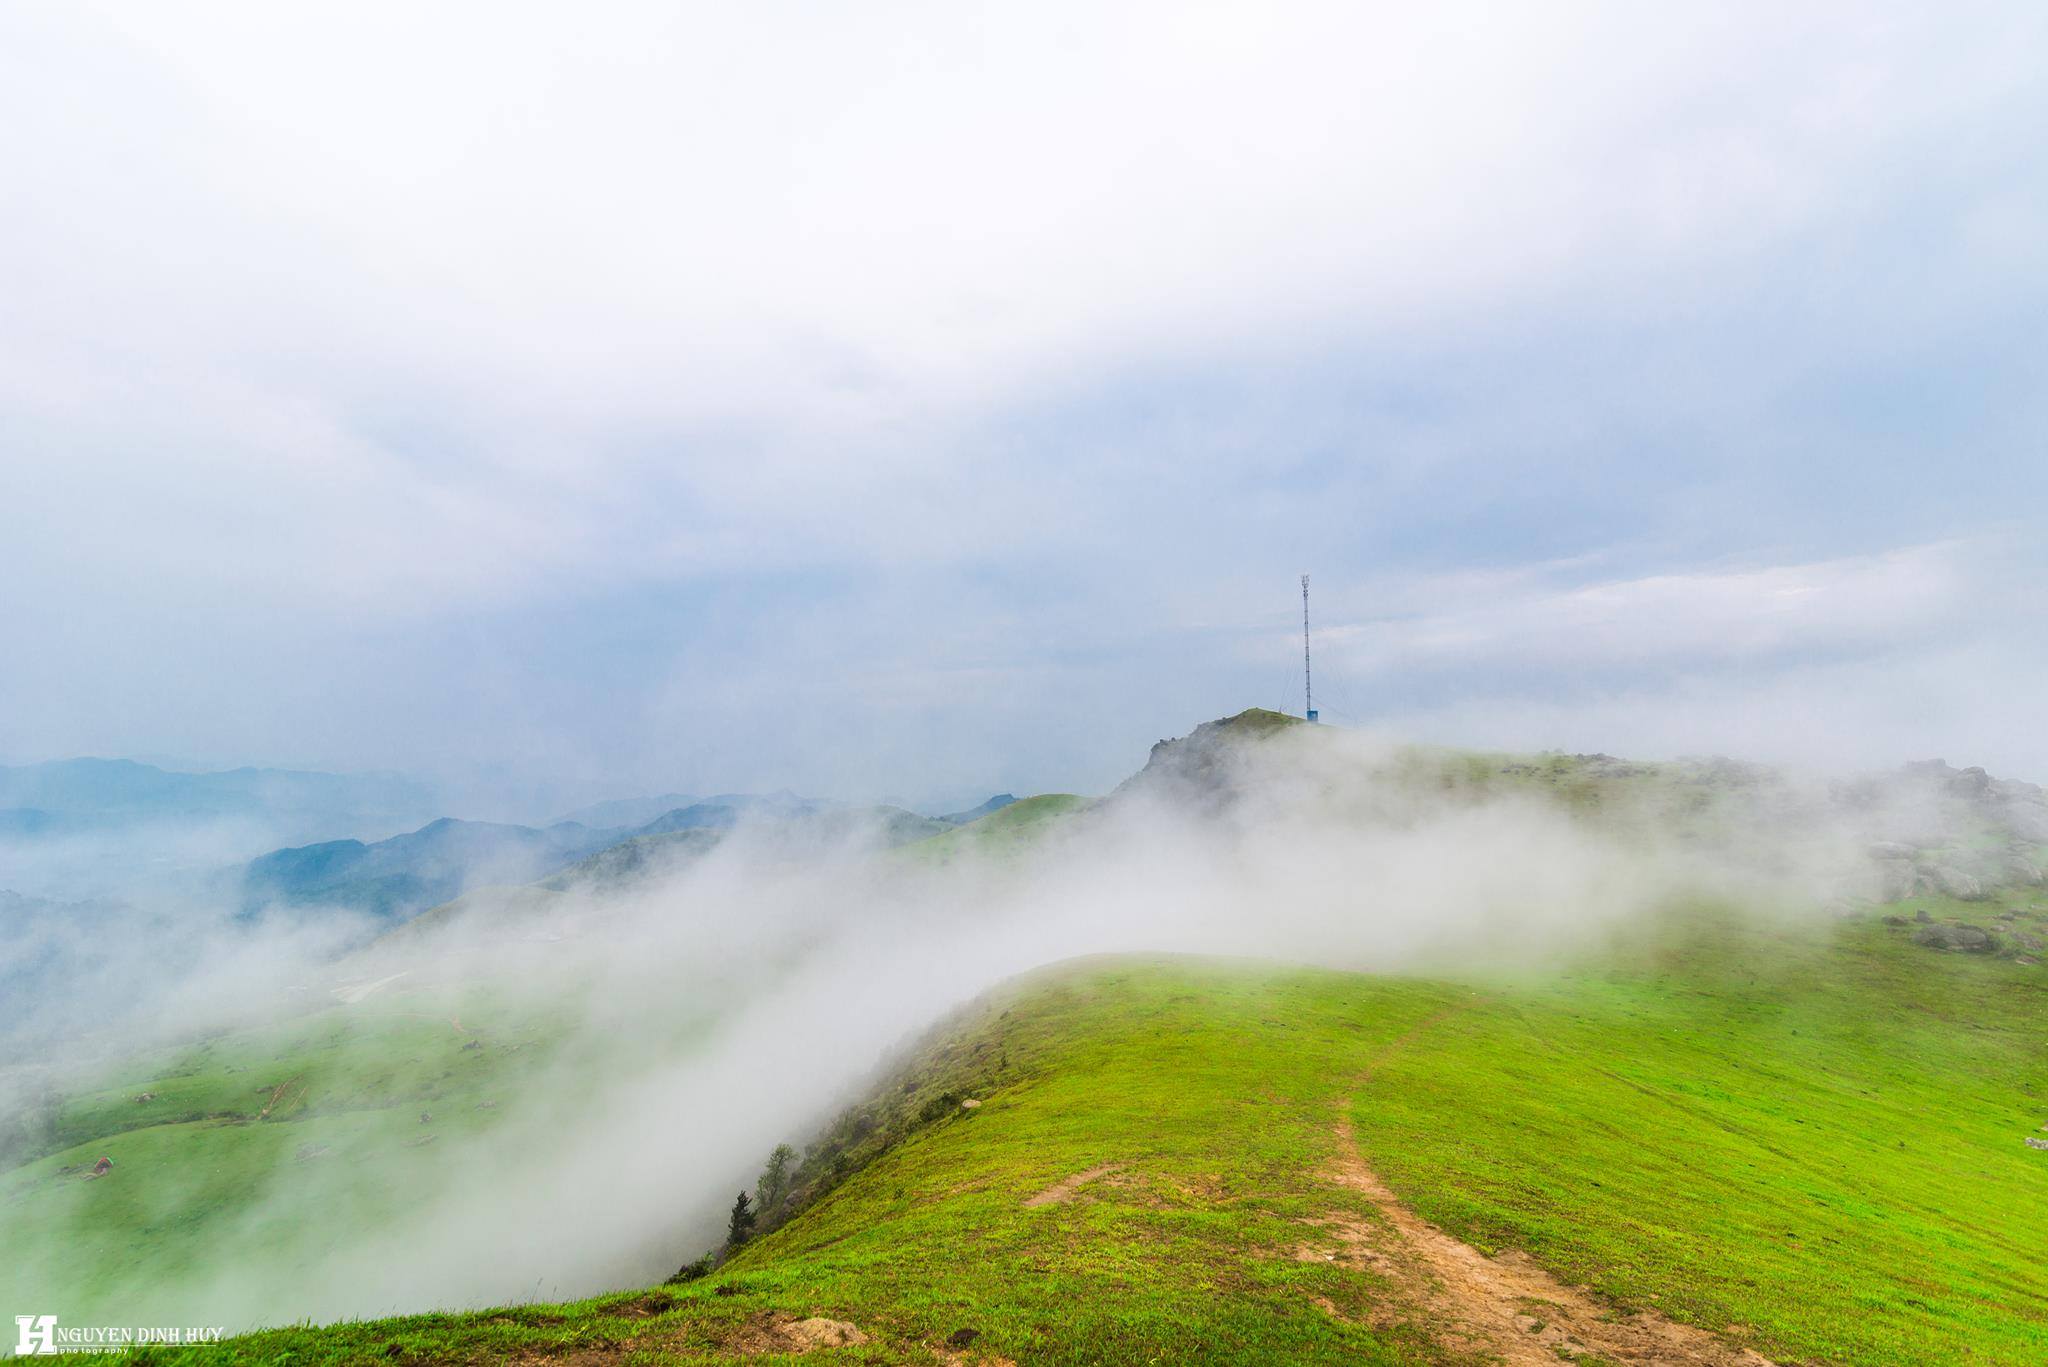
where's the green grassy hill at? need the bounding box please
[16,713,2048,1363]
[74,901,2048,1365]
[3,984,570,1322]
[898,793,1091,866]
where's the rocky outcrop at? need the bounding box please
[1107,709,1305,814]
[1892,758,2048,844]
[1911,923,1998,953]
[1921,864,1987,901]
[1873,860,1918,903]
[2001,804,2048,843]
[1854,759,2047,905]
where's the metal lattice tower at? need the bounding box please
[1301,574,1317,722]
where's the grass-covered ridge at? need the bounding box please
[3,986,574,1322]
[897,792,1091,866]
[17,715,2048,1361]
[92,906,2048,1365]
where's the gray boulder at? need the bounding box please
[1999,804,2048,843]
[1921,864,1987,901]
[1912,923,1999,953]
[1948,766,1993,800]
[1872,860,1918,903]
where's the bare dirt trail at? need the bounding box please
[1306,1103,1777,1366]
[1023,1163,1121,1208]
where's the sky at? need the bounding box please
[1,0,2043,816]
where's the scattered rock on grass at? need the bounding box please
[1921,865,1987,901]
[728,1312,866,1355]
[1912,924,1998,953]
[2005,856,2046,886]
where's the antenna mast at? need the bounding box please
[1301,574,1318,722]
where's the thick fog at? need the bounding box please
[7,723,1982,1331]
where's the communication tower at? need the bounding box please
[1301,574,1317,722]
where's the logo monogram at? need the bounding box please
[14,1315,58,1356]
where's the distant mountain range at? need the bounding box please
[0,759,1017,923]
[0,758,437,840]
[549,793,699,829]
[935,793,1016,825]
[235,817,626,922]
[231,792,1010,925]
[634,792,822,833]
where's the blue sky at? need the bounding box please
[1,1,2043,815]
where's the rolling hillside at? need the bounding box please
[60,910,2048,1365]
[234,817,628,923]
[11,712,2048,1363]
[223,796,950,928]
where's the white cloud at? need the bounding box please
[1,1,2044,788]
[1287,538,2048,779]
[1373,636,2048,779]
[1315,541,1976,677]
[5,1,2040,596]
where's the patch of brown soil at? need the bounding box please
[1310,1105,1776,1366]
[1022,1162,1120,1207]
[501,1308,865,1362]
[930,1325,1018,1366]
[257,1075,304,1121]
[726,1312,868,1355]
[1095,1169,1173,1208]
[1171,1173,1233,1203]
[508,1347,627,1367]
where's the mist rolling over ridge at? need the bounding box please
[6,712,2043,1347]
[5,2,2048,1360]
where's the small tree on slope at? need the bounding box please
[727,1190,757,1247]
[757,1143,796,1215]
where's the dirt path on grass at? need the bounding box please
[1307,1104,1776,1366]
[1023,1163,1120,1207]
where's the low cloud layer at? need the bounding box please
[1284,538,2048,779]
[7,725,1966,1330]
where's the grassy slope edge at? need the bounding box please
[99,909,2048,1366]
